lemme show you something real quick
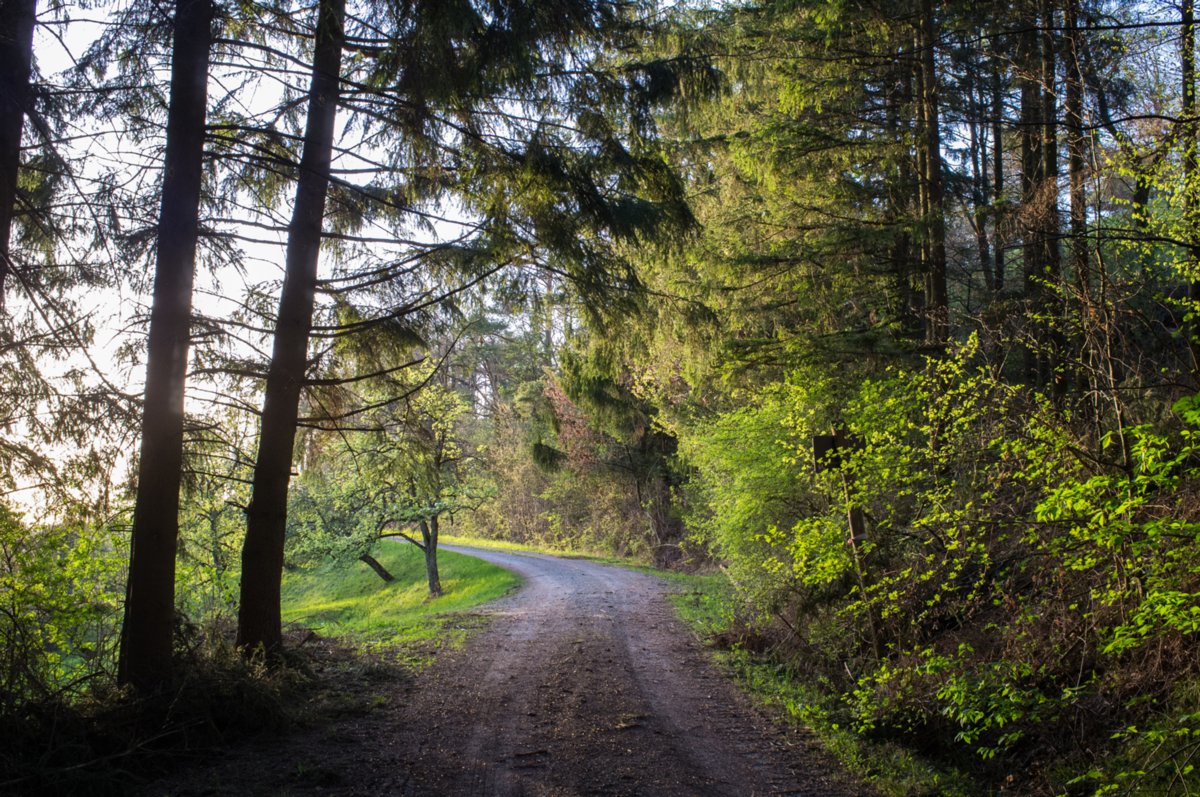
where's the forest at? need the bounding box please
[4,0,1200,794]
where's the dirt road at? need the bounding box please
[148,547,869,796]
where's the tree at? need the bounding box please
[286,370,480,597]
[234,0,699,654]
[375,381,476,597]
[237,0,345,655]
[917,0,949,345]
[0,0,37,307]
[1183,0,1199,372]
[119,0,214,691]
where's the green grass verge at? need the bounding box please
[664,572,975,797]
[281,541,520,665]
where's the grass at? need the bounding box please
[281,540,520,664]
[663,574,976,797]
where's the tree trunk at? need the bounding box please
[914,39,929,321]
[1183,0,1200,374]
[237,0,344,656]
[918,0,947,345]
[118,0,213,692]
[992,62,1006,293]
[1040,0,1060,276]
[1040,0,1063,395]
[1019,3,1044,383]
[967,53,994,294]
[358,553,395,582]
[0,0,36,309]
[1064,0,1088,306]
[421,517,442,597]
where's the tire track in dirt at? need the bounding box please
[141,546,872,796]
[405,546,869,796]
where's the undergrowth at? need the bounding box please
[1,540,519,795]
[666,575,978,797]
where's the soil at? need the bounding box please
[142,547,875,796]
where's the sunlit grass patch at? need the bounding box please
[281,541,520,663]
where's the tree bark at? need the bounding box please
[1183,0,1200,374]
[0,0,37,309]
[421,516,442,597]
[1064,0,1089,307]
[358,553,395,582]
[918,0,947,345]
[967,52,994,294]
[1019,2,1044,383]
[118,0,213,691]
[992,63,1005,293]
[237,0,344,656]
[1041,0,1064,394]
[1040,0,1060,278]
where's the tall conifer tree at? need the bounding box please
[237,0,345,655]
[0,0,37,308]
[119,0,213,691]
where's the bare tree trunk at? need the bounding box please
[238,0,344,656]
[421,517,442,597]
[891,65,922,337]
[358,553,395,582]
[0,0,36,309]
[967,52,994,294]
[914,41,930,327]
[1064,0,1088,306]
[118,0,213,692]
[918,0,947,345]
[1040,0,1063,395]
[1019,2,1044,383]
[1040,0,1060,280]
[1183,0,1200,375]
[992,63,1006,293]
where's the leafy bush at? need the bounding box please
[0,504,123,712]
[677,332,1200,793]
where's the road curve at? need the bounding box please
[401,545,865,796]
[141,546,868,796]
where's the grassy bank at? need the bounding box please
[281,541,520,663]
[666,576,975,797]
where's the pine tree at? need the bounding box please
[0,0,37,307]
[118,0,214,691]
[233,0,699,654]
[237,0,345,655]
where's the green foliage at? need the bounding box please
[287,377,485,570]
[463,372,674,561]
[0,505,123,711]
[176,491,244,623]
[679,379,831,613]
[668,322,1200,787]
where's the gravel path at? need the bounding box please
[145,546,871,796]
